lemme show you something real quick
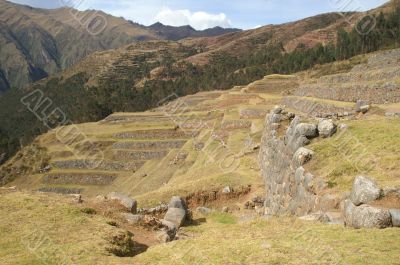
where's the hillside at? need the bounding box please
[0,0,400,167]
[1,47,400,263]
[0,0,239,91]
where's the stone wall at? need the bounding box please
[112,140,187,150]
[114,150,168,161]
[282,97,355,118]
[114,129,198,139]
[295,49,400,104]
[258,108,339,216]
[42,173,117,185]
[221,120,252,130]
[52,160,144,171]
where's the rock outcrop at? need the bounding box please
[108,192,138,213]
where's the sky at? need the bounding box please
[9,0,390,30]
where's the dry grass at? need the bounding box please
[307,118,400,191]
[0,191,136,265]
[134,215,400,265]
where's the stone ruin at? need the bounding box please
[258,106,400,228]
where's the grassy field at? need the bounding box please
[133,214,400,265]
[1,191,399,265]
[307,117,400,191]
[0,191,136,265]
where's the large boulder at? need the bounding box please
[163,208,187,228]
[350,176,381,206]
[295,123,318,138]
[163,196,188,228]
[317,119,337,138]
[351,205,392,229]
[389,209,400,227]
[108,192,137,213]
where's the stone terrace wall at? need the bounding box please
[112,140,187,150]
[282,97,355,118]
[42,173,117,185]
[296,49,400,104]
[258,108,339,216]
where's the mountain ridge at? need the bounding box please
[0,0,240,91]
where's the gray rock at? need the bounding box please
[168,196,188,210]
[339,123,348,130]
[71,194,82,204]
[359,105,370,114]
[270,114,282,123]
[157,220,177,243]
[351,205,392,229]
[222,186,233,194]
[355,100,370,113]
[343,199,356,227]
[197,207,212,215]
[389,209,400,227]
[318,119,337,138]
[350,176,381,206]
[122,213,143,225]
[163,208,186,228]
[322,211,344,225]
[108,192,137,213]
[273,106,283,114]
[293,147,314,166]
[295,123,318,138]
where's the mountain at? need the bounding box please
[148,22,240,41]
[0,0,240,91]
[0,0,399,164]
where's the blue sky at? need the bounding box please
[10,0,389,29]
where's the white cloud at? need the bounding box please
[154,7,232,30]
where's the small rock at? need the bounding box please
[71,194,82,204]
[222,206,229,213]
[270,114,282,123]
[273,106,283,114]
[293,147,314,166]
[197,207,212,215]
[255,206,265,216]
[318,119,337,138]
[350,176,381,206]
[389,209,400,227]
[359,105,370,114]
[322,211,344,225]
[355,100,370,113]
[123,213,143,225]
[251,196,265,204]
[108,192,138,213]
[339,123,348,130]
[222,186,233,194]
[95,195,107,203]
[343,199,356,227]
